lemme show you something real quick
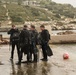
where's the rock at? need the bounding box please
[0,39,9,45]
[0,62,3,65]
[57,30,76,35]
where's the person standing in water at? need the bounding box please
[8,25,20,61]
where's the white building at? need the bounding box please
[22,0,40,6]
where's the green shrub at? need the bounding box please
[0,5,7,21]
[10,15,24,23]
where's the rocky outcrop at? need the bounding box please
[57,31,76,35]
[0,21,76,32]
[0,39,9,45]
[51,23,76,30]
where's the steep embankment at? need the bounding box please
[0,0,76,24]
[0,4,7,21]
[6,4,58,23]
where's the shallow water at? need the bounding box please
[1,30,76,38]
[0,44,76,75]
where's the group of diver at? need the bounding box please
[8,24,53,65]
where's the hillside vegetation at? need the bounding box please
[0,0,76,24]
[40,1,76,18]
[7,4,55,22]
[0,3,7,21]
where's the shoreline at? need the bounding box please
[1,34,76,45]
[0,28,76,32]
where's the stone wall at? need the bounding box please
[50,34,76,44]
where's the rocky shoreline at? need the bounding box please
[57,30,76,35]
[0,20,76,32]
[0,20,76,44]
[0,39,9,45]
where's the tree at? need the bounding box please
[0,0,2,4]
[18,0,22,5]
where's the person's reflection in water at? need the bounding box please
[10,61,16,75]
[10,61,51,75]
[40,62,51,75]
[10,61,24,75]
[16,65,24,75]
[33,63,38,74]
[26,63,38,75]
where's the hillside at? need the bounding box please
[0,3,60,24]
[0,0,76,24]
[40,1,76,18]
[0,2,7,21]
[7,4,55,22]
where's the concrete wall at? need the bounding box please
[50,34,76,43]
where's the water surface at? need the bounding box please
[0,44,76,75]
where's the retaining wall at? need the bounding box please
[50,34,76,43]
